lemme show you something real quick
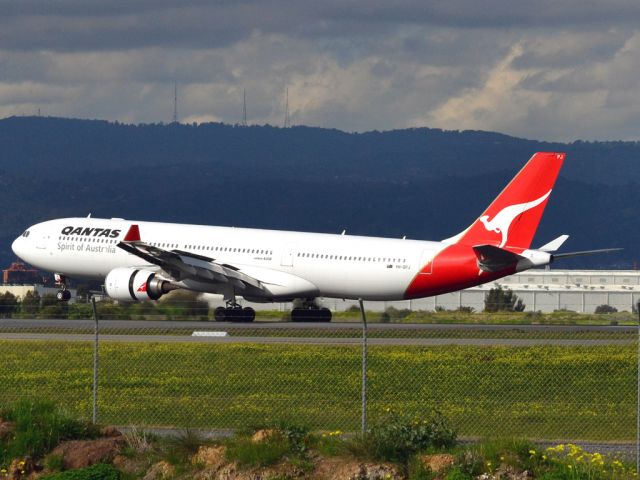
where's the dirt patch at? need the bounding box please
[192,445,227,469]
[50,435,125,469]
[250,429,276,443]
[315,456,403,480]
[419,453,455,476]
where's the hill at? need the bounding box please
[0,116,638,269]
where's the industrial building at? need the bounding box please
[2,269,638,314]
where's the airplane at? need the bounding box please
[11,152,620,322]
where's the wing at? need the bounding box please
[116,225,265,293]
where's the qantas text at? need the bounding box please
[61,226,121,238]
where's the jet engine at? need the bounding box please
[105,267,177,301]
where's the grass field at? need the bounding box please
[0,340,635,441]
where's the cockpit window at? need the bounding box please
[22,230,30,238]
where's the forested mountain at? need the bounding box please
[0,116,638,269]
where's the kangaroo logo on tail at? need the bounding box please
[479,190,551,247]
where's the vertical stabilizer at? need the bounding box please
[445,152,565,250]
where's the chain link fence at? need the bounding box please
[0,301,637,452]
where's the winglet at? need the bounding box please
[539,235,569,252]
[123,224,141,242]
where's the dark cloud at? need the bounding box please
[2,1,640,52]
[0,1,638,140]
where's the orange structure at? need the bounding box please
[2,262,43,285]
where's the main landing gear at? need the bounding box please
[54,274,71,302]
[214,303,256,322]
[291,299,332,322]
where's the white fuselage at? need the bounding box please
[12,217,446,301]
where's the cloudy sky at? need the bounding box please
[1,1,639,141]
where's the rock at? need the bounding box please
[208,462,237,480]
[476,474,496,480]
[329,460,402,480]
[50,436,124,469]
[250,429,276,443]
[143,461,175,480]
[192,445,227,469]
[492,464,533,479]
[420,453,455,475]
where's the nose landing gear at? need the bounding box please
[54,274,71,302]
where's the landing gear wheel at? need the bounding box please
[291,306,331,322]
[215,306,255,322]
[320,307,332,322]
[214,306,226,322]
[242,307,256,322]
[56,290,71,302]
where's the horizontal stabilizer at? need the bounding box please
[539,235,569,252]
[553,248,622,260]
[472,245,523,272]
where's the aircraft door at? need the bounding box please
[418,250,434,274]
[280,243,296,267]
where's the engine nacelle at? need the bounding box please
[105,267,176,301]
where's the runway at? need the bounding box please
[0,319,634,346]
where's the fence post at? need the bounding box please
[92,297,99,424]
[359,299,367,434]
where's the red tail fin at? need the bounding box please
[448,152,565,250]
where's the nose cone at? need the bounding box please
[11,236,24,260]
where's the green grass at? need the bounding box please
[224,433,293,468]
[41,463,120,480]
[0,399,99,467]
[0,340,635,441]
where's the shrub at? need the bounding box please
[41,463,119,480]
[358,410,456,464]
[384,307,412,321]
[163,429,206,464]
[276,423,310,456]
[539,443,635,479]
[595,304,618,314]
[484,287,525,312]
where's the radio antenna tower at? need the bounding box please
[241,88,247,126]
[172,81,178,124]
[283,87,290,128]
